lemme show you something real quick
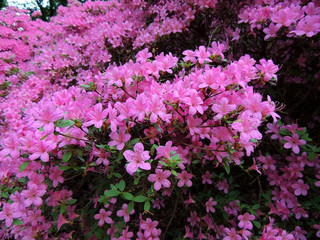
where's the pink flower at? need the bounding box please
[94,209,112,227]
[0,203,21,227]
[84,103,108,128]
[187,211,200,227]
[177,170,193,187]
[292,179,309,196]
[256,59,279,82]
[194,46,212,64]
[223,227,242,240]
[290,16,320,37]
[206,197,217,213]
[263,23,281,40]
[49,166,64,188]
[57,213,69,230]
[140,218,159,238]
[109,128,131,150]
[21,184,46,207]
[218,179,229,193]
[117,204,135,222]
[29,139,56,162]
[202,171,213,184]
[314,224,320,238]
[238,212,255,230]
[212,97,236,119]
[119,226,134,240]
[155,141,177,161]
[0,133,20,158]
[271,8,297,27]
[148,169,171,191]
[123,142,151,175]
[283,134,306,154]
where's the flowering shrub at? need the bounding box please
[0,0,319,239]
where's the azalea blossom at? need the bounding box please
[123,142,151,175]
[148,169,171,191]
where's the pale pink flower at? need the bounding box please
[148,169,171,191]
[283,134,306,154]
[223,227,242,240]
[212,97,236,119]
[117,204,135,222]
[84,103,108,128]
[256,59,279,82]
[49,166,64,188]
[238,212,255,230]
[140,218,159,238]
[177,170,193,187]
[123,142,151,175]
[94,209,112,227]
[195,46,212,64]
[109,128,131,150]
[21,184,46,207]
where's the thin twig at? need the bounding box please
[162,193,179,240]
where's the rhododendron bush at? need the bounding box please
[0,0,320,239]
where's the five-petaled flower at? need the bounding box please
[148,169,171,191]
[177,170,193,187]
[238,212,255,230]
[123,142,151,175]
[94,209,112,227]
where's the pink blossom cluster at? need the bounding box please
[239,0,320,39]
[0,0,319,239]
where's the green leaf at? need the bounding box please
[127,201,134,214]
[60,204,66,214]
[113,173,122,178]
[55,119,74,128]
[153,123,163,133]
[171,169,177,176]
[123,192,134,200]
[134,195,147,202]
[171,154,180,161]
[252,204,260,210]
[224,163,230,175]
[159,161,168,167]
[80,84,91,88]
[67,199,77,205]
[131,138,140,145]
[62,151,72,163]
[253,220,261,228]
[40,134,48,140]
[18,177,27,183]
[144,201,150,211]
[104,189,121,197]
[13,219,23,226]
[19,161,30,172]
[59,165,70,171]
[118,180,125,192]
[249,138,258,143]
[134,176,140,185]
[222,211,228,220]
[38,126,44,132]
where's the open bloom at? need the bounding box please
[123,143,151,175]
[238,212,255,230]
[94,209,112,227]
[283,134,306,154]
[177,170,193,187]
[148,169,171,191]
